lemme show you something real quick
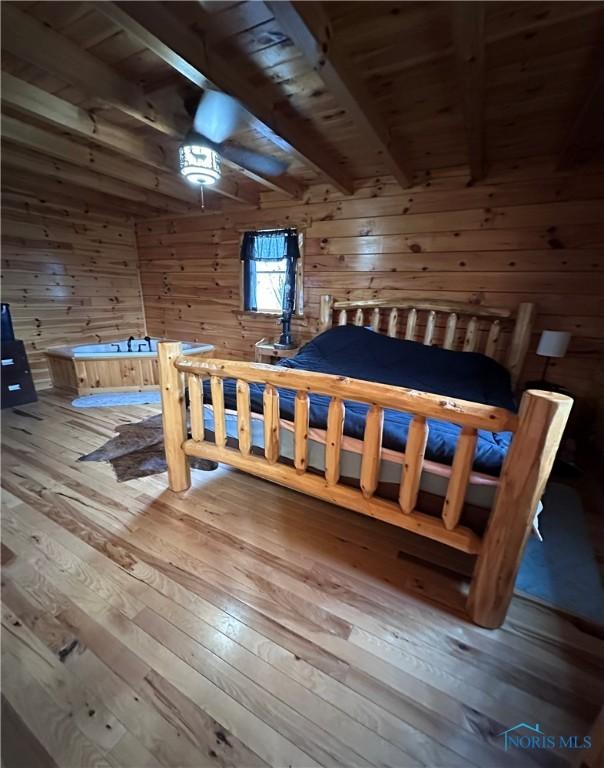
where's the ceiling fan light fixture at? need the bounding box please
[179,144,221,185]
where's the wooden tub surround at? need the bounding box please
[46,341,214,395]
[158,297,572,629]
[46,349,162,396]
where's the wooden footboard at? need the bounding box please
[158,342,572,629]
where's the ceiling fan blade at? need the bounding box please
[185,132,221,153]
[219,142,290,177]
[193,90,245,144]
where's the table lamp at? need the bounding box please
[534,330,571,388]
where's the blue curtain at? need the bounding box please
[241,229,299,312]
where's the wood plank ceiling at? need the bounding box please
[2,1,603,220]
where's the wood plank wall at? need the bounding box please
[2,194,145,389]
[136,162,604,419]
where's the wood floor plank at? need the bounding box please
[70,648,262,768]
[2,508,146,618]
[2,649,112,768]
[106,731,163,768]
[2,616,127,752]
[134,604,418,767]
[1,392,600,768]
[92,607,322,768]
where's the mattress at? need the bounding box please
[201,325,516,476]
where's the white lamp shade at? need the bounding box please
[178,144,221,185]
[536,330,571,358]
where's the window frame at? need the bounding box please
[238,228,304,317]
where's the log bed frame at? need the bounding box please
[157,295,572,629]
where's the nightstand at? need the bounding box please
[255,338,301,365]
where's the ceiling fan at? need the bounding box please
[179,90,290,185]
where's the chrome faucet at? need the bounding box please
[127,335,135,352]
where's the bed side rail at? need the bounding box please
[158,343,571,628]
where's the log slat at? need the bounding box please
[294,390,309,473]
[370,307,380,332]
[442,427,477,530]
[464,316,479,352]
[485,320,501,359]
[405,308,417,340]
[188,374,204,442]
[360,404,384,499]
[236,379,251,456]
[263,384,280,464]
[210,375,226,448]
[387,308,398,337]
[443,313,458,350]
[399,416,429,514]
[424,310,437,345]
[325,397,345,486]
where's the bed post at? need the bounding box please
[467,390,572,628]
[319,294,334,332]
[158,341,191,492]
[507,302,536,389]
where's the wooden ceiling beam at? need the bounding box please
[558,62,604,170]
[0,75,258,206]
[267,1,413,189]
[1,72,169,171]
[450,3,486,181]
[1,145,194,214]
[2,3,181,138]
[99,1,354,195]
[1,171,160,221]
[1,114,200,208]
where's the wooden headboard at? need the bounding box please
[319,295,536,388]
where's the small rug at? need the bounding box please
[79,413,217,482]
[516,482,604,623]
[72,391,162,408]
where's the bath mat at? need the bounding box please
[79,412,217,482]
[516,482,604,624]
[72,391,162,408]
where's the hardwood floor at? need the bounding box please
[1,391,603,768]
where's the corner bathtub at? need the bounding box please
[45,337,214,395]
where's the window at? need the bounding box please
[240,228,302,314]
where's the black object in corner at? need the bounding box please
[1,304,37,409]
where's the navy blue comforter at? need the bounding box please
[204,325,516,475]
